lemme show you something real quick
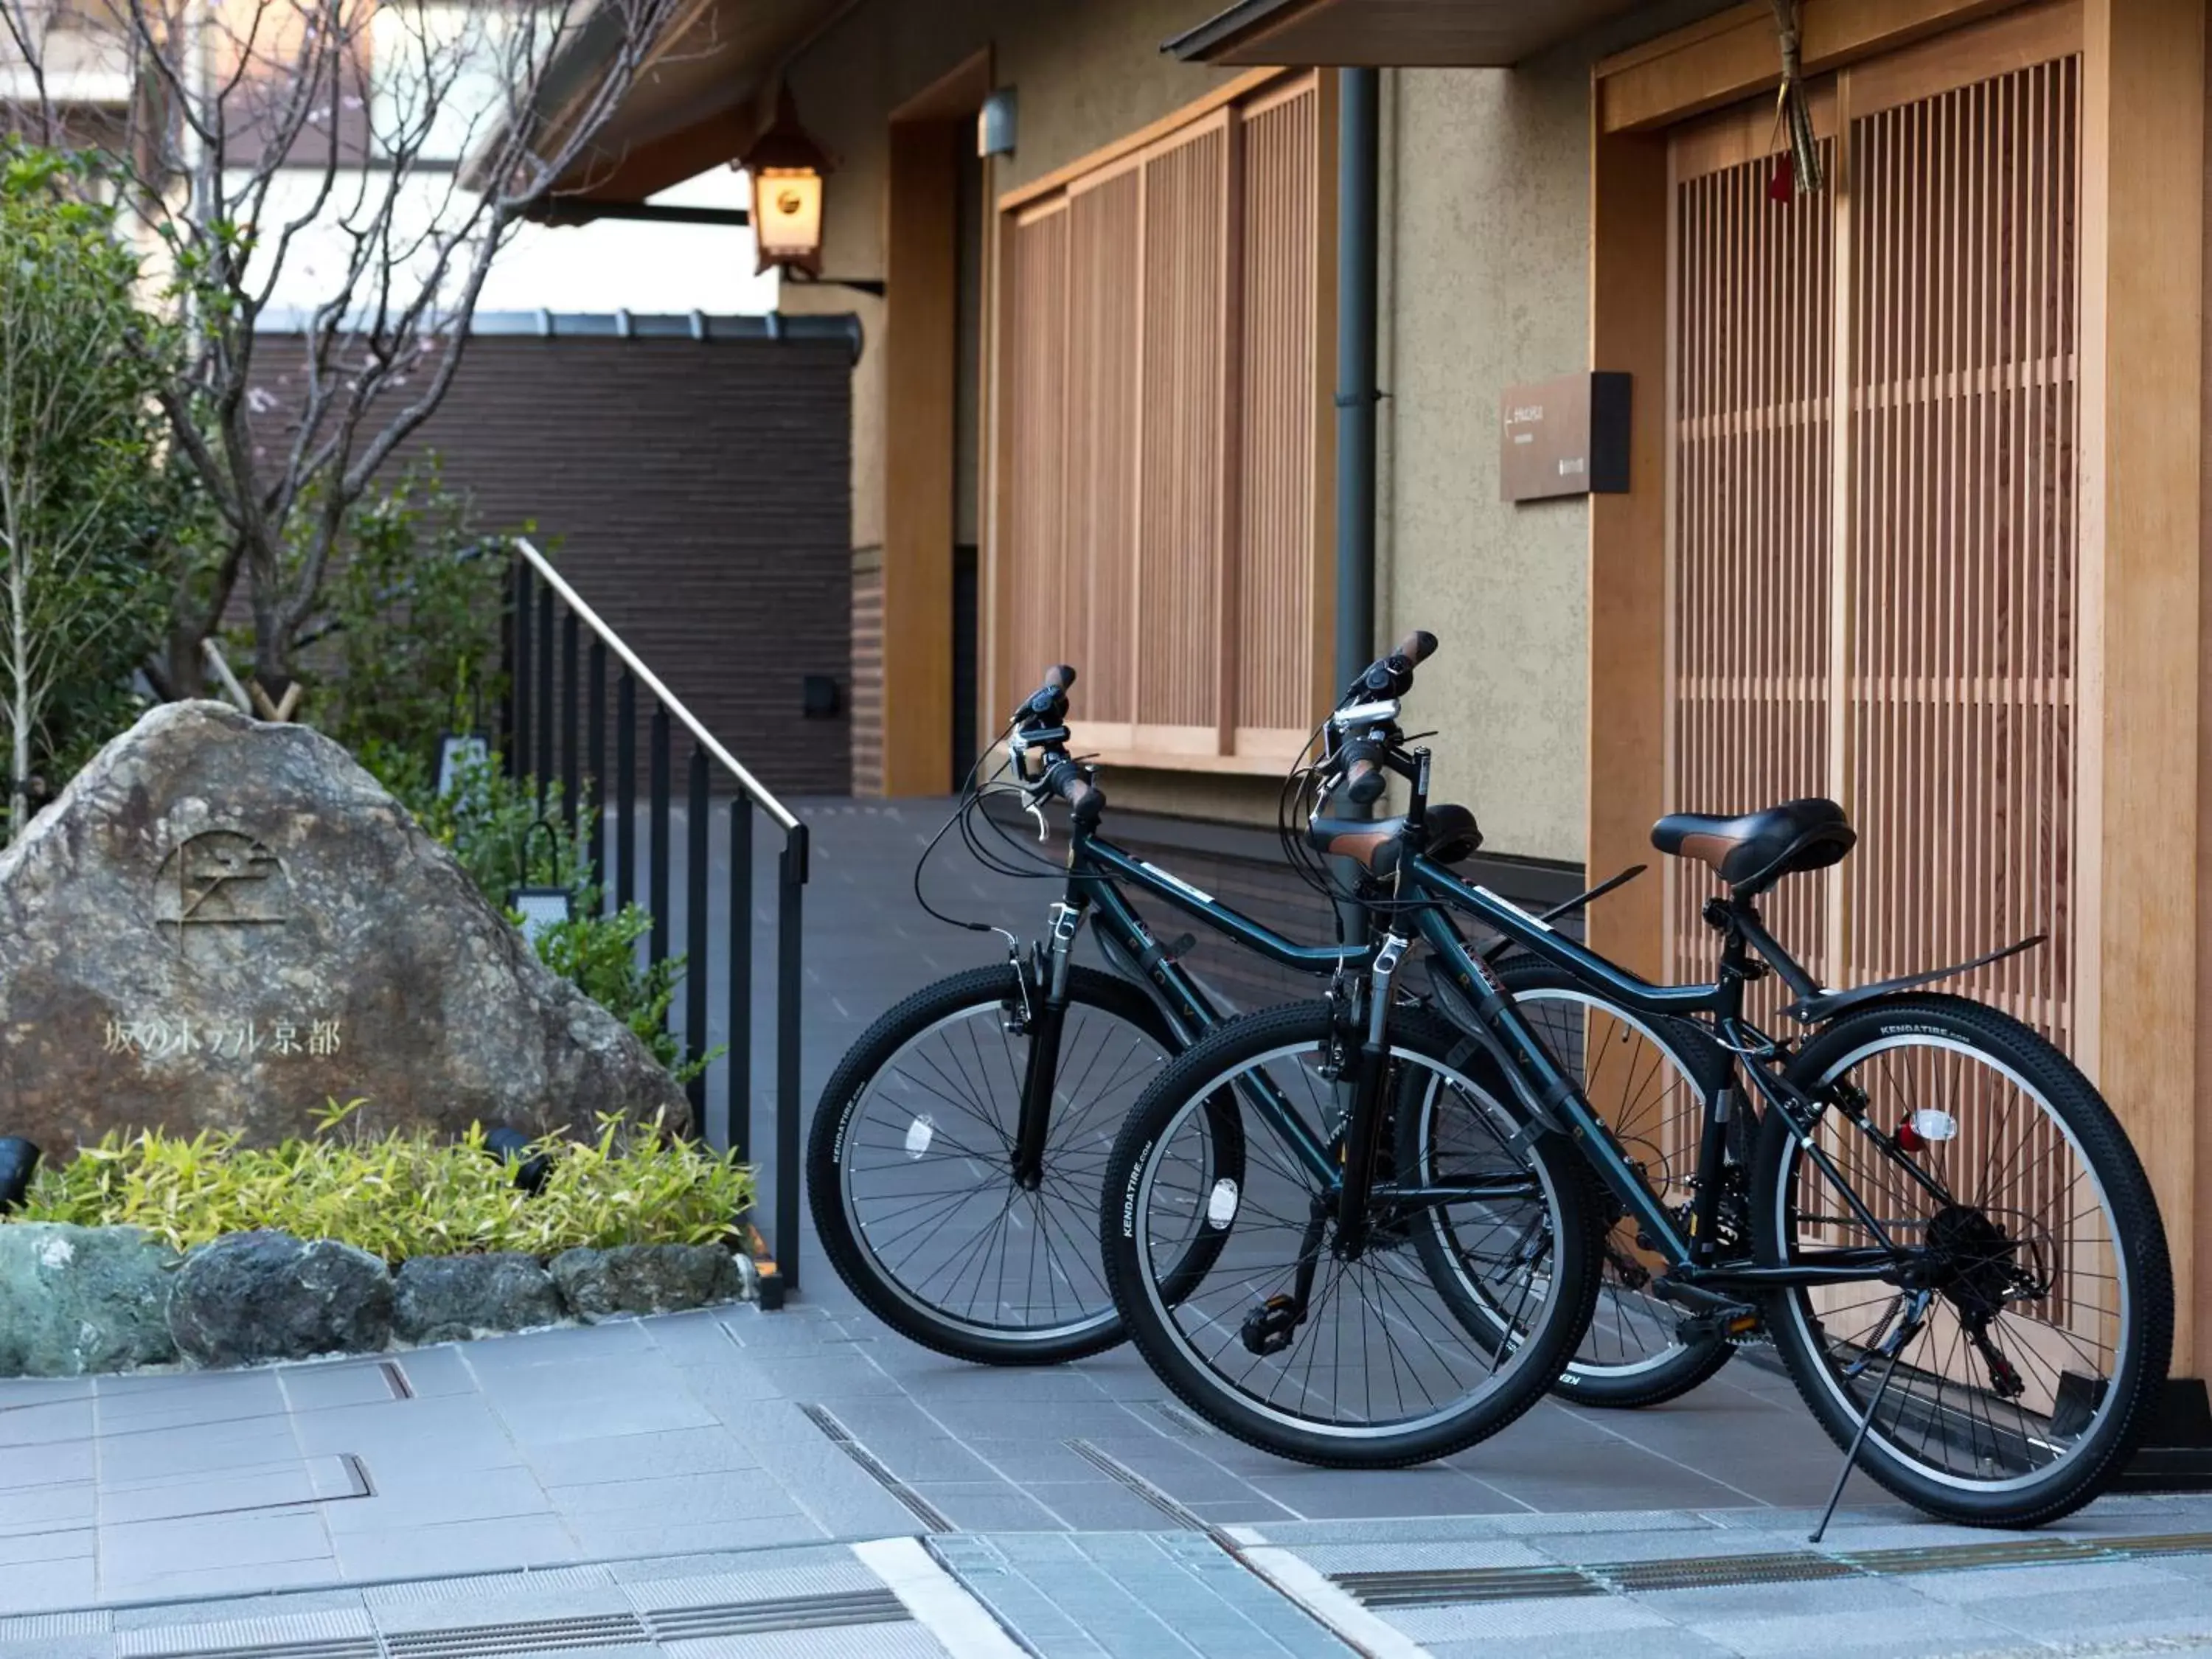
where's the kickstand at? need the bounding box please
[1809,1289,1931,1545]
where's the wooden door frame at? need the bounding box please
[881,48,991,796]
[1589,0,2210,1373]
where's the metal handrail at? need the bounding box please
[507,535,811,1297]
[513,536,801,834]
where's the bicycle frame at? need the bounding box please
[1006,819,1368,1192]
[1399,851,1928,1298]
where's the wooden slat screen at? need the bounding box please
[1237,80,1324,746]
[1667,50,2082,1046]
[1671,136,1836,1012]
[1005,200,1071,717]
[1068,170,1142,726]
[1136,116,1231,747]
[1847,57,2081,1046]
[996,74,1327,771]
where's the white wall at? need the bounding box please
[242,166,779,318]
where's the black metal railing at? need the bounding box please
[506,539,809,1293]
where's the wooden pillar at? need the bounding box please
[1586,119,1671,980]
[881,119,961,796]
[2081,0,2206,1374]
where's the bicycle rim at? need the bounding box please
[835,994,1170,1346]
[1127,1038,1574,1444]
[1502,982,1722,1385]
[1773,1033,2132,1495]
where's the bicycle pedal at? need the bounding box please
[1239,1294,1303,1357]
[1676,1303,1762,1343]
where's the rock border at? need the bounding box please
[0,1222,757,1378]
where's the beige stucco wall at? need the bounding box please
[1375,0,1738,865]
[1377,61,1593,864]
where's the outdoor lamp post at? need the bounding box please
[740,83,831,277]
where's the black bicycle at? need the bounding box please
[810,653,1722,1406]
[1102,639,2173,1526]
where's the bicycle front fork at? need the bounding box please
[1333,930,1408,1259]
[1011,900,1083,1188]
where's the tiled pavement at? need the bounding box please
[4,800,2209,1653]
[0,1300,1889,1614]
[7,1312,2212,1656]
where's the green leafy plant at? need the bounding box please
[302,468,512,760]
[361,745,712,1082]
[534,905,703,1081]
[0,143,181,835]
[15,1102,753,1262]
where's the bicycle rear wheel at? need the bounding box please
[1103,1001,1602,1468]
[810,962,1229,1365]
[1753,995,2173,1526]
[1414,962,1739,1408]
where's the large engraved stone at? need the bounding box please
[0,701,690,1153]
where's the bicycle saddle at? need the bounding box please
[1650,799,1854,897]
[1308,803,1483,876]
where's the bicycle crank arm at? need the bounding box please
[1241,1200,1330,1357]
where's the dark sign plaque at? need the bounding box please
[1500,372,1631,502]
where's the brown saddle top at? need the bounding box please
[1307,803,1483,877]
[1650,798,1855,896]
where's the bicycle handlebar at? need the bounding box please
[1341,740,1388,807]
[1043,758,1106,830]
[1018,665,1077,727]
[1323,630,1439,804]
[1342,630,1439,705]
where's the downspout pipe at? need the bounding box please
[1334,66,1380,694]
[1330,66,1380,950]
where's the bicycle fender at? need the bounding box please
[1785,934,2047,1025]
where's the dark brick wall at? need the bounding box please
[250,331,855,798]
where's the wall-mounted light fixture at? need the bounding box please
[740,83,832,277]
[978,86,1017,159]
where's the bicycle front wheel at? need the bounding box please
[1753,995,2173,1526]
[810,962,1207,1365]
[1103,1001,1602,1468]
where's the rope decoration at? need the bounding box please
[1767,0,1824,200]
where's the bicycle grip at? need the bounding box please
[1340,736,1388,807]
[1346,757,1387,807]
[1045,759,1106,830]
[1395,630,1438,667]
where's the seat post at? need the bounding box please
[1725,896,1824,1005]
[1704,897,1755,1025]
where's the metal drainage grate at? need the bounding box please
[131,1641,380,1659]
[1604,1552,1859,1593]
[2111,1531,2212,1557]
[1847,1539,2101,1576]
[1147,1399,1217,1439]
[1332,1528,2212,1610]
[1337,1567,1598,1608]
[799,1402,954,1534]
[1065,1440,1208,1531]
[383,1613,647,1657]
[644,1590,910,1641]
